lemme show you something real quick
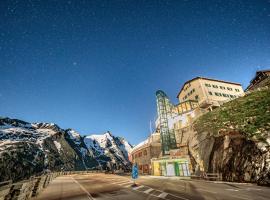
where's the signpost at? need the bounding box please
[131,163,138,186]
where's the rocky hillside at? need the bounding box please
[188,87,270,186]
[0,118,133,182]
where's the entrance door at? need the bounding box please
[182,163,190,176]
[160,162,166,176]
[166,163,175,176]
[174,162,180,176]
[153,162,160,176]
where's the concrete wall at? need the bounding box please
[0,171,100,200]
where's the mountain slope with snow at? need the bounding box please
[0,117,133,182]
[84,132,132,169]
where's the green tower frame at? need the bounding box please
[156,90,177,155]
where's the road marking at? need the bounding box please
[197,188,217,194]
[154,189,189,200]
[133,185,144,190]
[158,192,168,198]
[167,193,190,200]
[117,181,133,186]
[71,177,95,200]
[225,189,239,191]
[115,180,130,183]
[230,195,251,200]
[144,188,154,194]
[213,181,251,185]
[245,188,262,191]
[130,184,190,200]
[124,184,132,188]
[109,180,128,185]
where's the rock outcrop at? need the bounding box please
[187,88,270,186]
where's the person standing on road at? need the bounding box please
[132,163,138,186]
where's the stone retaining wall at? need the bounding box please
[0,170,104,200]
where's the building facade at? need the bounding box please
[131,133,161,175]
[177,77,244,110]
[246,70,270,91]
[134,76,245,178]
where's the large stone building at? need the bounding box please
[134,76,245,177]
[131,133,161,175]
[177,77,244,110]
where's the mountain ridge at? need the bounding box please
[0,117,133,182]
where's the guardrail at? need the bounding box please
[0,170,105,200]
[190,173,221,181]
[204,173,220,181]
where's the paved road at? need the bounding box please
[32,173,270,200]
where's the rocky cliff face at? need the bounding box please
[0,118,132,182]
[187,88,270,186]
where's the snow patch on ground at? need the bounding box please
[80,147,88,157]
[53,141,61,153]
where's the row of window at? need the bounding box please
[183,88,195,100]
[138,164,149,171]
[183,83,191,92]
[208,91,237,98]
[205,83,241,92]
[134,150,147,159]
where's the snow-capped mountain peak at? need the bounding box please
[84,131,132,166]
[0,117,133,182]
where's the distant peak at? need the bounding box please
[32,122,62,132]
[104,131,112,136]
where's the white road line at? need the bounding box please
[245,188,262,191]
[158,192,168,199]
[124,184,132,188]
[225,189,239,191]
[197,188,217,194]
[230,195,251,200]
[153,188,190,200]
[114,180,131,184]
[117,181,133,186]
[131,184,190,200]
[71,177,95,200]
[144,188,154,194]
[133,185,144,190]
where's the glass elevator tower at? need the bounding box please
[156,90,177,156]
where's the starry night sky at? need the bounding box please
[0,0,270,144]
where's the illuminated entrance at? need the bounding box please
[151,158,190,177]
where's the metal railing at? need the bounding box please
[190,173,221,181]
